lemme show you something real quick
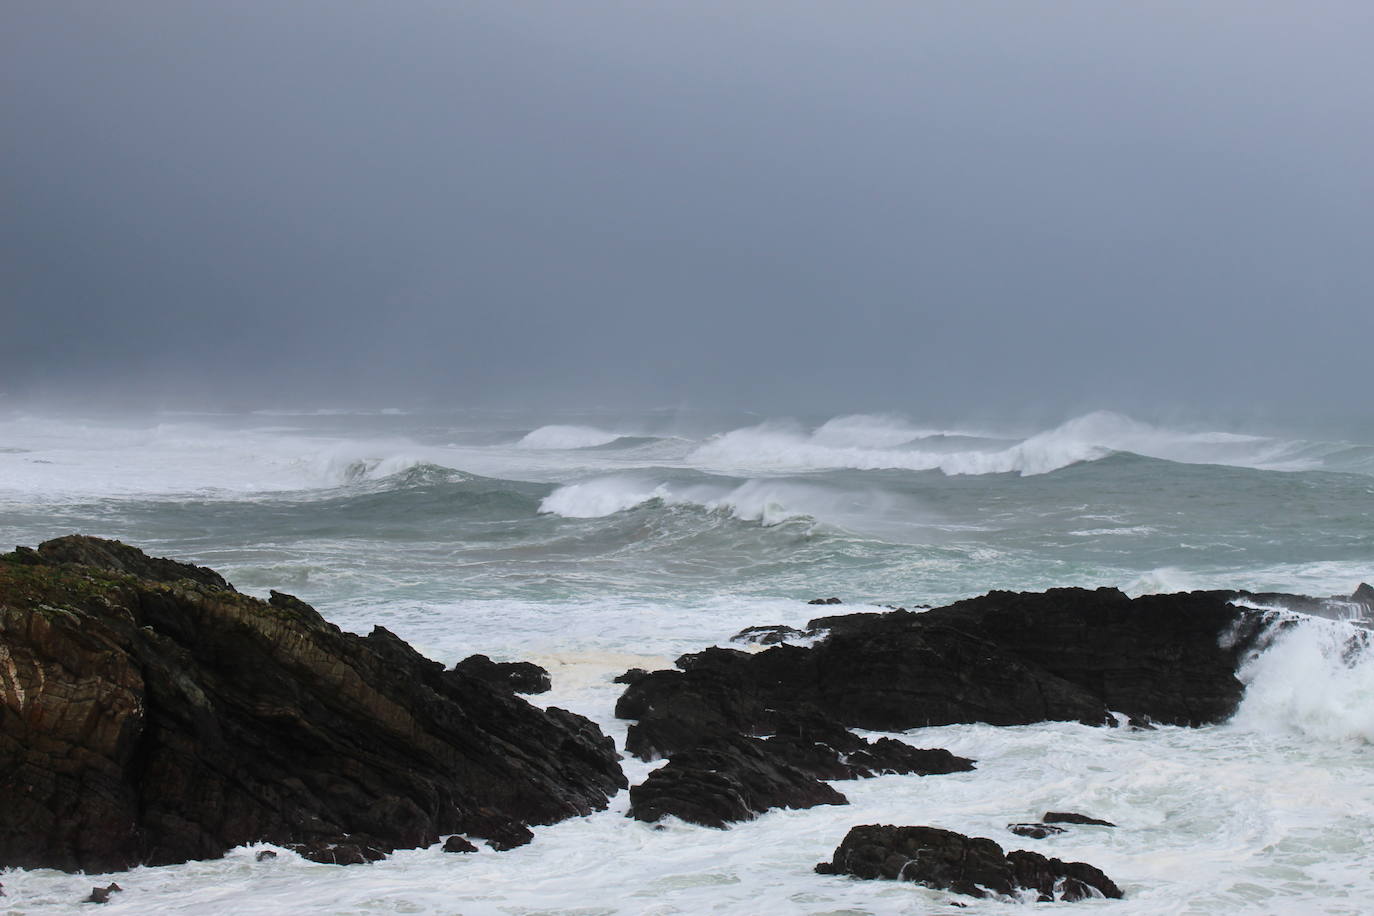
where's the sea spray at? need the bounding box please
[1231,615,1374,743]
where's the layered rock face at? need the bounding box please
[0,537,625,873]
[618,587,1276,765]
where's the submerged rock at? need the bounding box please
[0,536,626,873]
[1043,811,1116,827]
[815,824,1122,902]
[1008,823,1067,839]
[730,624,810,646]
[287,837,390,866]
[84,883,123,904]
[442,835,478,853]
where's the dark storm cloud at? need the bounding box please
[3,1,1372,411]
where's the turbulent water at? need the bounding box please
[2,406,1373,914]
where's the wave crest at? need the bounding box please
[682,410,1356,477]
[517,425,622,450]
[539,473,933,536]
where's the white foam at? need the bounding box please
[1231,616,1374,743]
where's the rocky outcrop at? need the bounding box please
[628,736,849,828]
[1227,584,1374,622]
[627,721,975,828]
[453,653,552,694]
[0,536,625,873]
[618,588,1279,765]
[815,824,1122,902]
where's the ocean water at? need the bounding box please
[2,406,1373,914]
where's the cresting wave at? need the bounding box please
[538,474,925,531]
[685,411,1369,477]
[516,425,624,450]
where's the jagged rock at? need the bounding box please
[287,836,390,865]
[1228,584,1374,622]
[815,825,1122,902]
[442,835,478,853]
[31,535,234,591]
[613,667,650,685]
[617,588,1278,763]
[1043,811,1116,827]
[452,654,552,694]
[730,624,810,646]
[626,718,973,828]
[463,807,536,850]
[807,597,843,605]
[0,537,626,873]
[1008,823,1066,839]
[758,718,974,782]
[85,883,123,904]
[628,735,848,827]
[255,849,278,861]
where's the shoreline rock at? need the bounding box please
[617,587,1286,765]
[0,536,626,873]
[815,824,1123,902]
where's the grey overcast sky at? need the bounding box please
[3,1,1372,412]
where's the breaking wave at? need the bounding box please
[539,473,933,536]
[1233,615,1374,743]
[684,411,1369,477]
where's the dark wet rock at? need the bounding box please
[463,807,536,850]
[442,835,479,853]
[807,597,843,605]
[613,667,651,685]
[0,538,625,873]
[288,836,390,865]
[730,624,810,646]
[1043,811,1116,827]
[452,653,552,694]
[1009,823,1067,839]
[815,824,1122,902]
[627,717,973,828]
[618,588,1278,762]
[628,735,848,828]
[85,883,123,904]
[759,718,974,781]
[34,534,234,591]
[255,849,278,861]
[1230,584,1374,622]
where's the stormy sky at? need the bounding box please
[3,1,1372,413]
